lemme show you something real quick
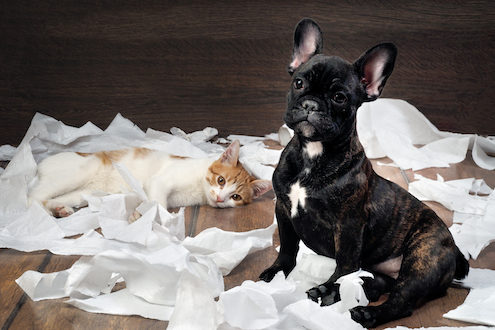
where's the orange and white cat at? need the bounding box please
[29,140,272,217]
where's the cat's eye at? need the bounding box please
[231,194,242,201]
[294,78,304,90]
[332,92,347,104]
[217,176,225,186]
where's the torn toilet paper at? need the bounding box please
[443,268,495,326]
[0,112,278,324]
[2,101,494,329]
[357,99,495,170]
[2,112,371,329]
[407,174,495,260]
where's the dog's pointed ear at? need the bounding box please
[288,18,323,75]
[354,43,397,102]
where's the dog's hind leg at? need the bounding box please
[361,271,396,302]
[351,224,458,327]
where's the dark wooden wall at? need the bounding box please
[1,1,494,146]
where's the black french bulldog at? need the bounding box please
[260,18,469,327]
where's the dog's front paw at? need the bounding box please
[259,266,282,282]
[306,283,340,306]
[350,306,377,328]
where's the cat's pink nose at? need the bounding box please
[216,196,224,203]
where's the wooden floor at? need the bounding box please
[1,154,494,329]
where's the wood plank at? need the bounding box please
[0,249,48,327]
[1,1,494,146]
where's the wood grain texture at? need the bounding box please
[0,250,48,327]
[1,1,494,147]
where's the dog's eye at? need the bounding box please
[332,92,347,104]
[294,78,304,90]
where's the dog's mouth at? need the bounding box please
[293,121,316,138]
[285,109,322,139]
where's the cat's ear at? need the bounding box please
[220,140,240,166]
[251,180,272,199]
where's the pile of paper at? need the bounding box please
[0,113,278,323]
[0,112,374,328]
[2,98,495,329]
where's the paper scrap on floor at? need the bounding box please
[0,111,371,328]
[1,98,495,329]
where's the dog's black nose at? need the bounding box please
[302,100,319,112]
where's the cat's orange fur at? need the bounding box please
[30,140,273,217]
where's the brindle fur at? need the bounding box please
[259,19,469,327]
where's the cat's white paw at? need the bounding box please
[51,205,75,218]
[128,210,142,223]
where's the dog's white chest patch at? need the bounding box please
[288,181,307,217]
[303,141,323,159]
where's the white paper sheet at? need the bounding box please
[183,220,277,275]
[442,268,495,326]
[167,272,218,330]
[67,288,174,321]
[443,286,495,326]
[357,99,495,170]
[408,174,491,215]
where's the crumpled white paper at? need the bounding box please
[409,174,492,215]
[0,112,281,324]
[443,268,495,326]
[357,99,495,170]
[217,270,371,330]
[407,174,495,260]
[183,220,277,275]
[214,239,377,330]
[13,192,276,321]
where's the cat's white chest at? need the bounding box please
[288,181,307,217]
